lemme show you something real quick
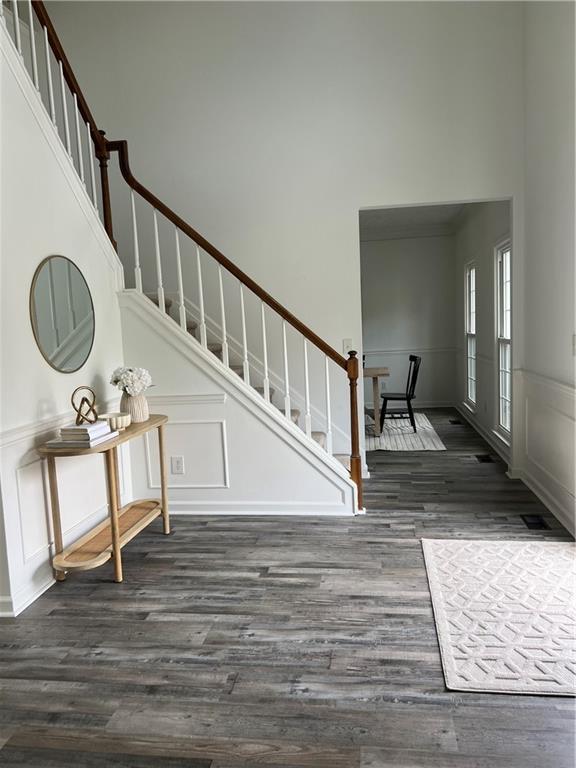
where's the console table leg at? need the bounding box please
[158,424,170,534]
[105,448,123,583]
[47,456,66,582]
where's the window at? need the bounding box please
[465,265,477,405]
[496,243,512,432]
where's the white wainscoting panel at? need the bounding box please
[144,420,229,489]
[511,370,575,535]
[16,458,51,564]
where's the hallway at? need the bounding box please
[0,410,573,767]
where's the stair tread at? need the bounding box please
[146,294,173,311]
[334,454,351,470]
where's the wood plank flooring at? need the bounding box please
[0,409,573,767]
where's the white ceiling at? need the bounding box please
[359,203,466,242]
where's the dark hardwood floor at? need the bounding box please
[0,409,573,767]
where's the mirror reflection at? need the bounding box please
[30,256,95,373]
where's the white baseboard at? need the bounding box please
[509,466,575,537]
[0,595,14,618]
[168,501,355,517]
[455,403,511,464]
[4,571,55,618]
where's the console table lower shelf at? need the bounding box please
[52,499,162,572]
[38,414,170,583]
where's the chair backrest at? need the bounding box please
[405,355,422,398]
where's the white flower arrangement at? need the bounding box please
[110,366,152,397]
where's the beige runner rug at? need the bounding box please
[422,539,576,695]
[365,412,446,451]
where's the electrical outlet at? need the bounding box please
[170,455,185,475]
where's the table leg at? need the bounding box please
[105,448,123,583]
[158,424,170,534]
[372,376,381,436]
[46,456,66,582]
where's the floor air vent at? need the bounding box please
[521,514,550,530]
[449,418,462,425]
[476,454,494,463]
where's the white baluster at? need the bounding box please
[86,121,98,209]
[175,229,187,331]
[324,356,333,454]
[0,0,4,23]
[129,191,142,291]
[43,27,56,123]
[152,210,165,314]
[27,1,38,87]
[58,61,71,155]
[260,302,270,402]
[73,94,84,183]
[282,321,291,418]
[12,1,22,54]
[195,245,207,347]
[303,339,312,438]
[217,266,229,367]
[239,285,250,385]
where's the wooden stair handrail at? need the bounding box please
[31,1,105,153]
[107,139,348,370]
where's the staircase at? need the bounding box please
[4,0,362,508]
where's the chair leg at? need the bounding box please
[380,399,388,432]
[407,399,416,433]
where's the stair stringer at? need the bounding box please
[118,291,359,515]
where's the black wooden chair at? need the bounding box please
[380,355,422,433]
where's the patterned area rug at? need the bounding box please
[365,412,446,451]
[422,539,576,695]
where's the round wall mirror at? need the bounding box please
[30,256,95,373]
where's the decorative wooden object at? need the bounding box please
[38,414,170,583]
[71,385,99,425]
[362,367,390,436]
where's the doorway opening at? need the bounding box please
[359,199,513,458]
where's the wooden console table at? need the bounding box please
[38,414,170,583]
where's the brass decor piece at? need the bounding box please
[71,386,99,425]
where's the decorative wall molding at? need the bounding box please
[512,369,575,535]
[147,393,226,407]
[364,347,457,357]
[143,420,230,489]
[0,397,121,448]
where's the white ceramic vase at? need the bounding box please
[120,392,149,423]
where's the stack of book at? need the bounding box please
[46,420,119,449]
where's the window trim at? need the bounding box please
[494,239,512,436]
[464,262,477,410]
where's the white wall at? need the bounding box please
[361,235,457,408]
[513,2,575,534]
[49,0,527,463]
[0,26,127,615]
[454,201,511,454]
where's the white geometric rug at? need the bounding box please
[365,412,446,451]
[422,539,576,696]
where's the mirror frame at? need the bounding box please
[29,255,95,374]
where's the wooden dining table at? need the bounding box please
[363,366,390,436]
